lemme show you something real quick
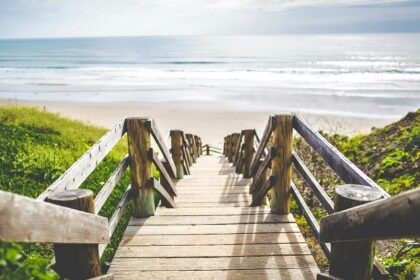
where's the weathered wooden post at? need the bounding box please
[186,134,196,163]
[242,129,255,178]
[223,136,227,156]
[171,130,185,179]
[194,135,200,159]
[270,115,293,214]
[230,133,240,163]
[198,137,203,155]
[226,135,232,160]
[328,184,382,280]
[47,189,101,279]
[127,118,155,217]
[206,145,210,155]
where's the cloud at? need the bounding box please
[0,0,419,37]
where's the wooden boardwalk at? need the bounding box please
[110,155,319,279]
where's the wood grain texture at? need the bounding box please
[242,129,255,178]
[149,148,177,196]
[94,155,129,214]
[152,178,176,208]
[250,116,274,176]
[37,120,126,201]
[127,118,155,217]
[170,130,185,179]
[47,189,102,279]
[0,190,109,244]
[270,115,293,214]
[109,155,318,279]
[146,118,177,178]
[321,187,420,242]
[293,114,389,198]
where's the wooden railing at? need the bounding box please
[0,117,202,280]
[223,114,419,280]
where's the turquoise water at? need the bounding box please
[0,35,419,117]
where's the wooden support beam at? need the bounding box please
[47,189,102,279]
[250,176,275,206]
[149,148,177,197]
[94,155,129,214]
[170,130,185,179]
[291,151,334,214]
[270,115,293,214]
[186,134,196,163]
[230,133,240,164]
[328,184,382,280]
[249,147,275,194]
[250,116,274,176]
[194,135,200,159]
[226,135,232,160]
[146,119,177,178]
[127,118,155,217]
[152,178,176,208]
[242,129,255,178]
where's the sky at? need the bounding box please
[0,0,419,38]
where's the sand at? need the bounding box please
[1,99,397,146]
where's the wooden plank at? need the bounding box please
[320,187,420,243]
[115,269,316,280]
[156,206,272,216]
[151,178,176,208]
[250,147,275,194]
[251,176,275,206]
[176,202,251,207]
[250,116,274,176]
[94,155,129,214]
[174,196,251,203]
[234,131,243,164]
[149,148,177,196]
[293,115,389,198]
[109,268,318,280]
[120,232,305,246]
[37,120,126,201]
[0,190,109,244]
[146,118,177,178]
[124,223,300,235]
[292,151,334,214]
[110,255,318,270]
[182,144,191,172]
[115,243,311,258]
[99,186,131,257]
[128,213,294,225]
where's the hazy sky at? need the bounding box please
[0,0,419,38]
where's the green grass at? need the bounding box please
[0,106,140,279]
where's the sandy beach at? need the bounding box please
[1,99,397,145]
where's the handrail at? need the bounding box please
[249,116,275,176]
[250,176,275,206]
[0,190,110,244]
[293,114,389,198]
[37,119,127,201]
[320,188,420,243]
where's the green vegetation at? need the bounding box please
[292,109,419,279]
[0,106,134,279]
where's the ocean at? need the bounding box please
[0,34,419,119]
